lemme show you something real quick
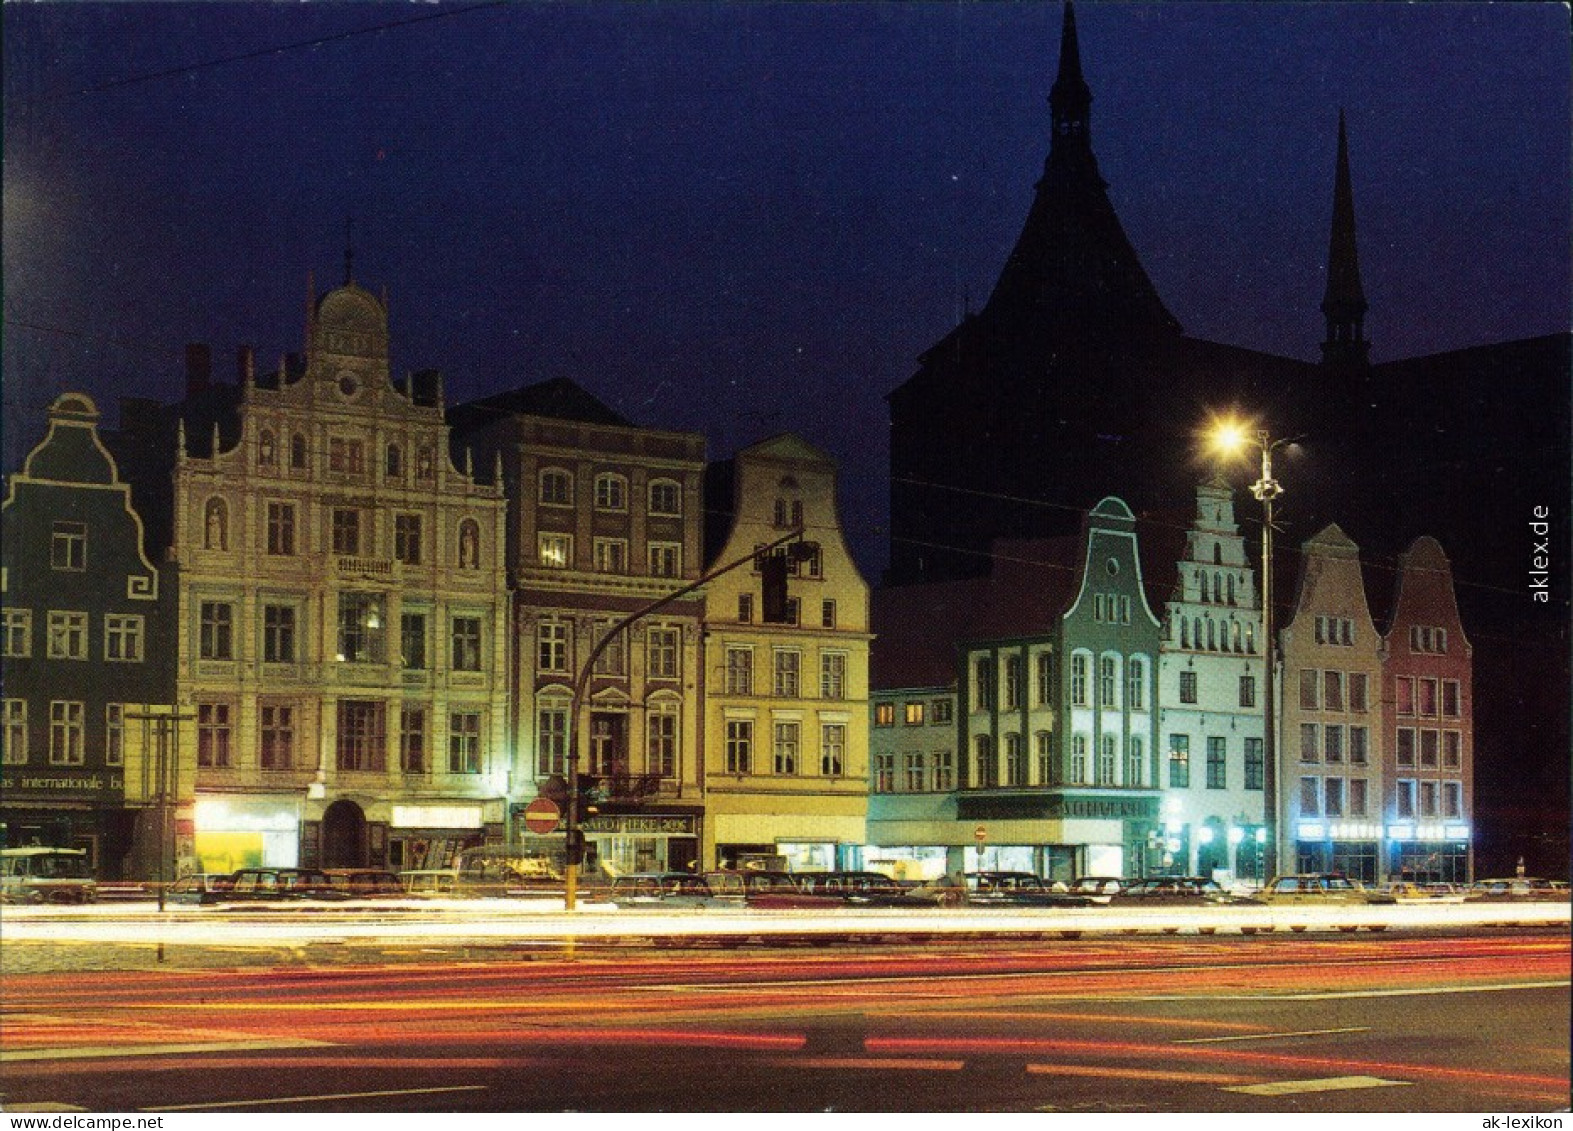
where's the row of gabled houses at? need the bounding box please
[2,267,1472,886]
[869,488,1473,886]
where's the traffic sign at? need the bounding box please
[522,797,562,835]
[974,825,987,843]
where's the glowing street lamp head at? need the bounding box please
[1208,417,1252,458]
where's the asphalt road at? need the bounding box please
[2,928,1568,1113]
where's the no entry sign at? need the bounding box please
[523,797,562,835]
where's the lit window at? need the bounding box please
[1168,736,1190,787]
[904,701,924,726]
[337,593,386,664]
[539,532,572,569]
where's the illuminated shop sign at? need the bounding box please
[194,797,300,832]
[391,805,483,829]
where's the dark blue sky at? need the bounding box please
[5,2,1569,576]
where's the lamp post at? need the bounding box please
[1209,420,1292,882]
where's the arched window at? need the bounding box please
[457,519,481,569]
[540,468,573,506]
[1213,544,1223,565]
[290,433,308,469]
[258,429,276,467]
[974,734,996,789]
[594,473,627,511]
[1127,734,1144,787]
[1098,654,1119,707]
[1206,620,1216,651]
[1227,575,1236,605]
[648,478,681,517]
[1070,734,1088,783]
[1004,734,1024,787]
[1181,620,1190,649]
[1098,734,1117,785]
[1126,657,1146,710]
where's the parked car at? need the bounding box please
[793,871,941,907]
[225,867,350,901]
[452,847,565,898]
[1066,876,1126,904]
[1464,877,1569,902]
[963,871,1094,908]
[400,869,460,897]
[324,868,405,898]
[609,873,725,908]
[702,870,806,903]
[0,846,97,904]
[167,872,236,905]
[1108,876,1262,906]
[1256,873,1396,905]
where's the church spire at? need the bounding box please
[1049,1,1093,164]
[1320,110,1370,367]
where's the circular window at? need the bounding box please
[1105,557,1120,576]
[338,374,358,398]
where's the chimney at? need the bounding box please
[184,343,212,398]
[237,345,255,385]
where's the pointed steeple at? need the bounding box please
[1320,110,1370,367]
[1049,1,1093,165]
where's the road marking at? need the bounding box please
[2,1038,331,1063]
[767,1057,965,1071]
[1026,1064,1259,1085]
[1264,981,1569,1001]
[1224,1075,1411,1096]
[1174,1026,1370,1044]
[143,1085,487,1111]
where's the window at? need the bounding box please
[448,711,482,774]
[1071,655,1089,706]
[976,657,996,710]
[1094,594,1106,622]
[773,721,800,774]
[263,605,297,664]
[1349,672,1369,713]
[2,609,31,658]
[1443,730,1462,769]
[1177,669,1197,705]
[1443,781,1463,818]
[537,706,568,776]
[1349,725,1369,765]
[1169,735,1190,787]
[47,611,89,660]
[821,600,837,629]
[1127,657,1146,710]
[1206,737,1226,788]
[394,514,423,565]
[1037,731,1054,784]
[1349,777,1368,817]
[337,593,386,664]
[932,748,954,791]
[648,542,682,578]
[593,538,628,574]
[1127,734,1144,787]
[1323,671,1344,713]
[105,614,144,662]
[1244,738,1264,790]
[451,616,483,672]
[401,612,428,670]
[1410,625,1449,654]
[328,437,365,474]
[1396,676,1415,716]
[932,698,953,724]
[540,468,573,506]
[974,735,997,788]
[1442,680,1462,718]
[648,707,678,777]
[49,701,84,765]
[51,521,86,571]
[1324,778,1345,818]
[1299,669,1321,711]
[591,623,627,677]
[725,719,753,773]
[1119,595,1131,624]
[105,704,124,766]
[2,700,26,765]
[649,479,681,516]
[874,702,895,727]
[594,474,627,511]
[1003,656,1022,710]
[197,702,232,768]
[820,723,845,776]
[1419,780,1438,818]
[1036,652,1055,705]
[902,751,925,791]
[1396,779,1416,819]
[198,603,233,661]
[1419,729,1439,769]
[290,433,307,469]
[874,752,895,792]
[537,621,570,674]
[820,653,846,700]
[385,444,402,480]
[1396,728,1416,768]
[904,701,924,726]
[1097,734,1116,785]
[331,508,361,555]
[1070,734,1088,783]
[737,594,753,623]
[336,700,385,772]
[1004,733,1024,786]
[266,502,296,555]
[1324,724,1344,764]
[1299,723,1320,763]
[1098,655,1118,708]
[539,532,572,569]
[260,705,294,770]
[1299,776,1320,816]
[647,627,680,680]
[401,707,427,774]
[725,647,753,696]
[1239,674,1256,708]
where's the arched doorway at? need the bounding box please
[321,799,367,868]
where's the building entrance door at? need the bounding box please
[321,799,367,868]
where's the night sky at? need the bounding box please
[4,2,1569,577]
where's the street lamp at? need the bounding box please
[1208,418,1293,882]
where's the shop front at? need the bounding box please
[1386,822,1472,884]
[385,802,493,872]
[1293,821,1383,883]
[193,794,301,873]
[582,811,701,875]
